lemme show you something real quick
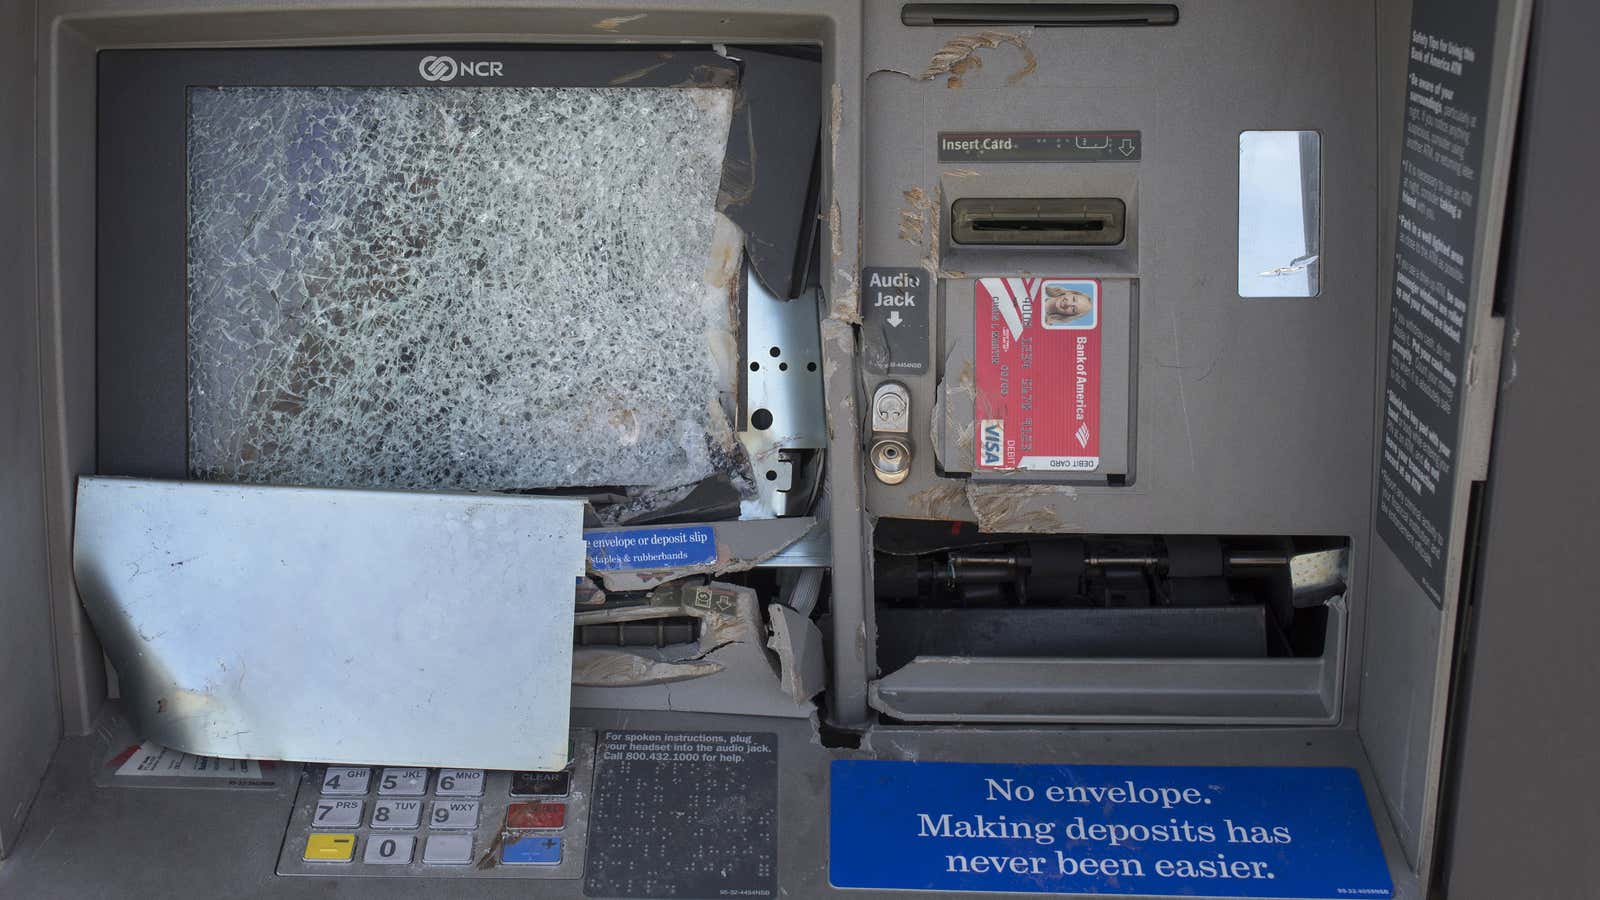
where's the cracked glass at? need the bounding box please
[186,85,743,492]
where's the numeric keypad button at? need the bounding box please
[370,798,422,829]
[377,768,427,796]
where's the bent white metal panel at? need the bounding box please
[73,477,584,770]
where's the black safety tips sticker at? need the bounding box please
[863,267,931,375]
[1376,0,1501,606]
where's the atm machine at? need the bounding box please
[1,1,1593,898]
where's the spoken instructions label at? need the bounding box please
[585,525,717,571]
[585,731,777,898]
[829,760,1392,898]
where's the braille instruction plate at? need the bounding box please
[584,730,778,898]
[938,131,1141,163]
[829,760,1392,898]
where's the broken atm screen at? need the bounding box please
[185,85,744,492]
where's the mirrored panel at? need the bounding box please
[1238,130,1321,297]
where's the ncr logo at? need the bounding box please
[418,55,504,82]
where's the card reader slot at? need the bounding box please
[951,198,1126,246]
[969,217,1106,234]
[902,3,1179,27]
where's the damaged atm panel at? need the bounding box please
[72,477,587,770]
[570,580,823,717]
[93,46,830,737]
[101,47,825,519]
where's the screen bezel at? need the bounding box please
[95,46,819,480]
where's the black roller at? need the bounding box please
[1025,539,1085,602]
[875,554,931,600]
[1166,536,1224,578]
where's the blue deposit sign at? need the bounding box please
[584,525,717,571]
[829,760,1392,898]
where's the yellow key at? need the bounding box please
[303,833,357,862]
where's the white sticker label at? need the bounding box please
[114,741,263,780]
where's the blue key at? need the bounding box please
[501,834,562,866]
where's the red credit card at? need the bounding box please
[974,277,1101,473]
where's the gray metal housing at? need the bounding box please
[860,1,1378,733]
[0,1,1577,898]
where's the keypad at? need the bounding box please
[279,733,592,880]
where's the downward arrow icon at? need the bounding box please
[1118,138,1136,157]
[887,310,904,327]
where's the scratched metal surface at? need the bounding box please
[71,477,585,771]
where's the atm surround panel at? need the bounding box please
[4,1,1524,897]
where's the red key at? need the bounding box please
[506,801,566,829]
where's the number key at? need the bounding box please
[435,769,484,797]
[312,798,363,828]
[370,798,422,829]
[363,834,415,865]
[377,768,427,796]
[429,799,480,830]
[320,767,370,795]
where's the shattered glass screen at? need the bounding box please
[186,85,745,492]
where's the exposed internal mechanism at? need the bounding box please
[873,522,1346,671]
